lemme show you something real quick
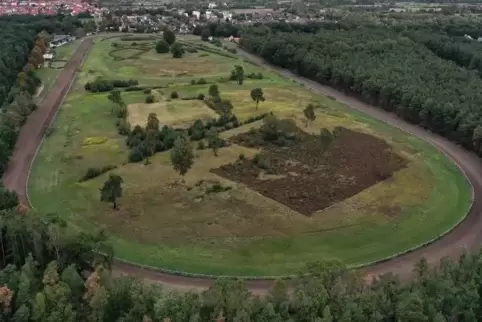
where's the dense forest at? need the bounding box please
[240,24,482,156]
[0,15,88,177]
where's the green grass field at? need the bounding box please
[28,35,472,276]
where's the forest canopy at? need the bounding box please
[240,25,482,155]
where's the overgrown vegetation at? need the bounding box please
[85,78,139,93]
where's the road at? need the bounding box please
[5,38,482,294]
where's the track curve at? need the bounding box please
[6,38,482,294]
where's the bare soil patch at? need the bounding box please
[212,121,407,215]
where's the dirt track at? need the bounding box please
[4,38,482,294]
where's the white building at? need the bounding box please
[208,2,217,9]
[192,10,200,19]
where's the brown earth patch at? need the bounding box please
[212,122,407,215]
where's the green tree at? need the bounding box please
[171,43,185,59]
[61,265,84,299]
[231,65,244,85]
[107,89,122,115]
[170,136,194,178]
[303,104,316,127]
[155,39,170,54]
[250,88,265,110]
[207,129,223,156]
[209,84,220,98]
[0,183,18,211]
[100,174,123,209]
[201,28,211,42]
[163,29,176,45]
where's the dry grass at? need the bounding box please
[127,100,217,127]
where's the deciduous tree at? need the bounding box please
[163,29,176,45]
[303,104,316,127]
[100,174,123,209]
[250,88,265,110]
[170,135,194,178]
[209,84,220,98]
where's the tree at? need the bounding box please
[207,129,223,156]
[170,136,194,178]
[209,84,220,98]
[219,100,234,118]
[201,28,211,42]
[231,65,244,85]
[74,27,86,39]
[100,174,123,209]
[107,89,123,115]
[163,29,176,45]
[250,88,265,110]
[155,40,170,54]
[303,104,316,127]
[144,113,159,164]
[171,43,184,59]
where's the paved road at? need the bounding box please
[6,39,482,294]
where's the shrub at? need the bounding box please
[190,79,196,85]
[143,88,152,94]
[199,53,209,57]
[117,119,130,136]
[155,39,170,53]
[228,48,237,54]
[197,141,205,150]
[145,94,155,103]
[206,183,231,194]
[186,47,198,53]
[79,165,117,182]
[238,153,245,161]
[197,78,207,85]
[129,146,145,163]
[197,93,205,100]
[170,91,179,99]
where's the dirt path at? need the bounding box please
[4,37,482,294]
[2,38,93,204]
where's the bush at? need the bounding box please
[238,153,245,161]
[85,78,139,93]
[117,119,130,135]
[205,182,231,194]
[197,78,207,85]
[170,91,179,99]
[143,88,152,94]
[145,94,155,103]
[129,146,145,163]
[197,93,205,100]
[155,40,170,54]
[190,79,196,85]
[197,141,205,150]
[185,47,198,53]
[79,165,117,182]
[228,48,237,54]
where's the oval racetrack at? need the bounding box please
[5,37,482,294]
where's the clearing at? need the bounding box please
[28,34,472,276]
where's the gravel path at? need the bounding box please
[5,40,481,294]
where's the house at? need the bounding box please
[228,35,240,45]
[50,34,73,48]
[42,51,54,67]
[208,2,217,9]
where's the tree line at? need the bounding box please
[240,25,482,156]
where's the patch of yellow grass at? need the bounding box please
[127,100,217,127]
[82,136,108,146]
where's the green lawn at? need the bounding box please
[28,35,472,277]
